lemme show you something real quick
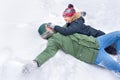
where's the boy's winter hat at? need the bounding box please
[63,4,76,17]
[38,23,46,35]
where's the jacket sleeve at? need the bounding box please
[35,38,59,65]
[54,17,85,36]
[87,25,105,37]
[54,25,79,36]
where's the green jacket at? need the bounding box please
[35,33,99,65]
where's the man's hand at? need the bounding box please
[22,61,38,74]
[47,23,56,29]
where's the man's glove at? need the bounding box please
[81,11,86,17]
[47,23,56,29]
[22,60,39,74]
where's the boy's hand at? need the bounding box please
[47,23,56,29]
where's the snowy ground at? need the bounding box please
[0,0,120,80]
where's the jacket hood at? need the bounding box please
[71,12,85,23]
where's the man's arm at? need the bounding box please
[34,38,59,66]
[22,37,59,74]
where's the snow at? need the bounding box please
[0,0,120,80]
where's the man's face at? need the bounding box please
[46,26,54,32]
[40,25,54,39]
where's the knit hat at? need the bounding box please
[38,23,46,35]
[63,4,76,17]
[38,23,55,39]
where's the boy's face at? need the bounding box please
[63,16,72,23]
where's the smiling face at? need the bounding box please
[63,16,72,23]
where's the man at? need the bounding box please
[22,23,120,75]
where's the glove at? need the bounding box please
[47,23,56,29]
[22,60,39,74]
[80,11,86,17]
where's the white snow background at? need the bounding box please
[0,0,120,80]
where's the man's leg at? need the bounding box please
[97,31,120,49]
[95,49,120,72]
[115,38,120,53]
[97,31,120,63]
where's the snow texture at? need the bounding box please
[0,0,120,80]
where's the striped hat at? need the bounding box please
[63,4,76,17]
